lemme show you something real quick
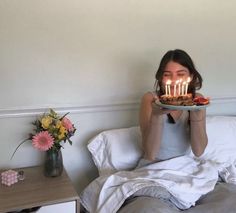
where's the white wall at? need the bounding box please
[1,0,236,193]
[1,0,236,108]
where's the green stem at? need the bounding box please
[10,138,31,160]
[59,112,70,120]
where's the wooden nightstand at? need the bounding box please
[0,166,80,213]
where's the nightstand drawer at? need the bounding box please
[38,201,76,213]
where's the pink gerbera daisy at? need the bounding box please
[32,131,54,151]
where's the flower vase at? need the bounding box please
[44,148,63,177]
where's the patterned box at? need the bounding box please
[1,170,18,186]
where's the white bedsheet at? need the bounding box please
[79,155,236,213]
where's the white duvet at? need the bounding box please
[80,155,236,213]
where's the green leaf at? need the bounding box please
[49,108,59,119]
[68,139,73,145]
[10,138,31,160]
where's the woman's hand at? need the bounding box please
[151,95,173,117]
[152,102,173,116]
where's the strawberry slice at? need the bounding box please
[193,97,209,105]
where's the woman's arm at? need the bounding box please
[139,93,169,161]
[189,109,208,157]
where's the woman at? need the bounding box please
[138,49,208,166]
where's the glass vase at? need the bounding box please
[44,148,63,177]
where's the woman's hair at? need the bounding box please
[155,49,203,97]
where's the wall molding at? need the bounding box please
[210,96,236,104]
[0,102,140,119]
[0,96,235,119]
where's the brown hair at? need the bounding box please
[155,49,203,97]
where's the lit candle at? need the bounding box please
[178,79,182,96]
[182,81,186,96]
[174,80,179,96]
[185,77,191,95]
[166,80,171,96]
[168,80,171,96]
[174,83,176,96]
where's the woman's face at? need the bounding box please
[162,61,192,93]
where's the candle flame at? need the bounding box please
[187,77,191,83]
[166,80,171,85]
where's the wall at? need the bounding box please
[0,0,236,193]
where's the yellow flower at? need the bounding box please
[56,120,62,129]
[58,126,67,140]
[41,116,53,129]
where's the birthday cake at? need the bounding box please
[159,94,210,106]
[159,93,194,106]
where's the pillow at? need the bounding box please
[203,115,236,164]
[87,126,142,176]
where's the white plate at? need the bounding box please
[155,100,210,111]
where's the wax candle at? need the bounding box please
[182,81,186,96]
[174,80,179,96]
[168,80,171,96]
[178,79,182,96]
[185,77,191,95]
[165,80,171,96]
[174,84,176,96]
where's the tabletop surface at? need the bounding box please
[0,166,79,212]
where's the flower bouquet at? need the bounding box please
[11,109,76,177]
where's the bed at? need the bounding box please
[80,115,236,213]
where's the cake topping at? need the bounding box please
[193,97,209,105]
